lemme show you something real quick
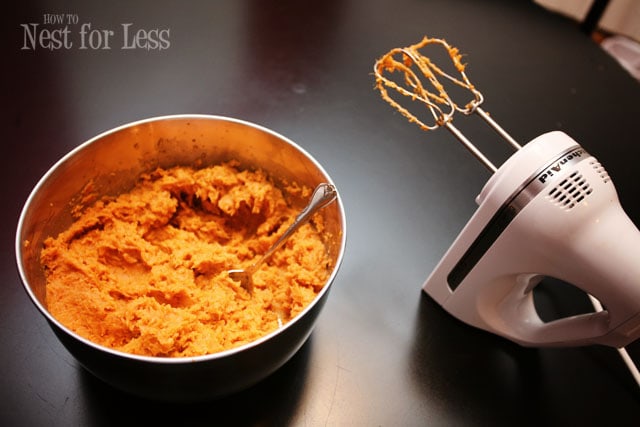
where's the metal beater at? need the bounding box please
[374,37,521,172]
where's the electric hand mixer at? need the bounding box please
[373,37,640,382]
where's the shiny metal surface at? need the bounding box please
[15,115,346,401]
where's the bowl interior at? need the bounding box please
[17,115,345,336]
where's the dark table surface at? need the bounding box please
[3,0,640,425]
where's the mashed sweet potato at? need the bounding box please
[41,162,332,357]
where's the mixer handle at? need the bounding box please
[498,275,613,347]
[497,196,640,348]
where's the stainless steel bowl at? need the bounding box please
[15,115,346,401]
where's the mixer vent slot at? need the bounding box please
[547,171,592,210]
[589,159,611,183]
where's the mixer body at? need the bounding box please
[423,131,640,347]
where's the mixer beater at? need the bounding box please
[374,36,640,387]
[374,37,521,172]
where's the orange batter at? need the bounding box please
[41,162,332,357]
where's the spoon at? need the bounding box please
[228,183,338,294]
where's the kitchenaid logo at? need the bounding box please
[20,13,170,51]
[537,148,585,184]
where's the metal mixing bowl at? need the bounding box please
[15,115,346,401]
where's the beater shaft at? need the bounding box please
[474,107,522,151]
[444,122,498,173]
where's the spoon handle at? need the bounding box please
[253,183,337,272]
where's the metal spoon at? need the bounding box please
[228,183,338,294]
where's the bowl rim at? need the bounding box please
[15,113,347,364]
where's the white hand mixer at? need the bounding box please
[374,37,640,383]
